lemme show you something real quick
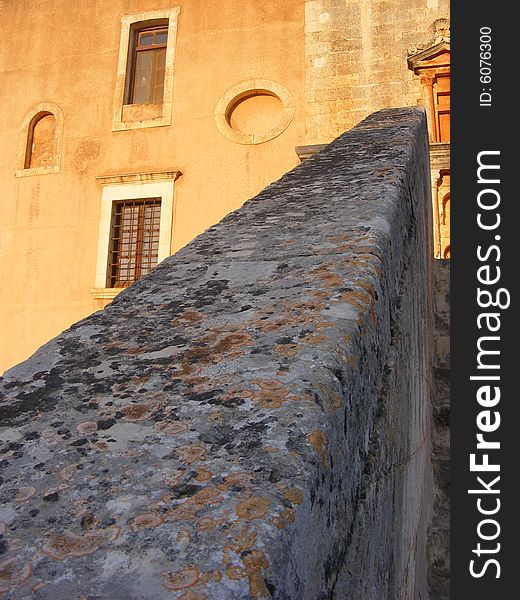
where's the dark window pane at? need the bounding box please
[133,51,153,104]
[155,31,168,45]
[138,32,154,46]
[152,48,166,103]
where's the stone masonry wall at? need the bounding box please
[304,0,450,144]
[0,108,434,599]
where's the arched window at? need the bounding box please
[16,103,64,177]
[25,112,56,169]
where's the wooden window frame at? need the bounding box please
[126,24,168,105]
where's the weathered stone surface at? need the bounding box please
[428,259,450,599]
[0,108,434,599]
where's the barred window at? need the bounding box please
[107,198,161,287]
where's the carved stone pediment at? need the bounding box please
[408,42,450,72]
[407,18,450,71]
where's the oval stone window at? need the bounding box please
[215,80,295,145]
[227,92,284,136]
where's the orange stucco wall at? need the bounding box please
[0,0,305,372]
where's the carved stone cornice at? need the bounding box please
[96,171,182,185]
[408,18,450,58]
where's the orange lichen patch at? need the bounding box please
[196,518,217,531]
[149,492,174,512]
[208,410,224,422]
[281,507,296,524]
[58,464,78,481]
[161,566,201,591]
[31,581,47,592]
[220,472,254,490]
[176,444,207,464]
[40,527,119,560]
[173,361,200,379]
[111,382,129,394]
[209,323,248,334]
[315,320,336,329]
[177,528,191,543]
[184,375,210,387]
[76,421,98,435]
[129,512,164,532]
[340,288,370,311]
[14,486,37,504]
[190,488,223,509]
[263,446,279,454]
[168,487,224,522]
[248,379,294,409]
[308,430,329,466]
[195,467,212,482]
[314,384,343,412]
[212,332,252,355]
[171,310,206,326]
[299,332,328,345]
[183,347,212,365]
[70,498,89,517]
[120,402,159,421]
[43,486,66,500]
[273,343,299,359]
[167,504,198,522]
[212,570,222,582]
[226,565,247,580]
[164,470,186,488]
[0,558,32,594]
[236,497,271,520]
[242,550,270,599]
[178,591,208,600]
[311,289,331,300]
[281,487,304,506]
[93,441,108,451]
[309,265,343,288]
[232,527,257,553]
[155,421,189,436]
[270,515,285,529]
[250,318,288,333]
[124,347,146,356]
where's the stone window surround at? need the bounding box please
[91,171,181,300]
[16,102,64,177]
[214,79,295,145]
[112,7,180,131]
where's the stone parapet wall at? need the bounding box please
[0,108,434,599]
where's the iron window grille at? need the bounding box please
[107,198,161,287]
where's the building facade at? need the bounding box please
[0,0,450,373]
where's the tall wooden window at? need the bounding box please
[127,25,168,104]
[108,198,161,287]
